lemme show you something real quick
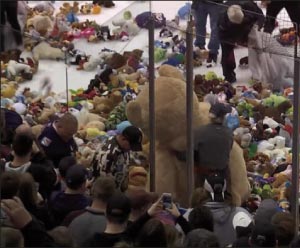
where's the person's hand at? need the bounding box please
[147,195,163,216]
[165,202,181,218]
[1,197,32,229]
[86,178,94,189]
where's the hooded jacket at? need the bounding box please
[203,201,253,247]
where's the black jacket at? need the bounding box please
[84,212,152,247]
[218,1,265,43]
[194,123,233,170]
[21,219,57,247]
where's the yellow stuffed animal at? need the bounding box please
[76,145,96,168]
[92,4,101,14]
[1,81,18,98]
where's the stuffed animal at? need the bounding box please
[1,81,18,98]
[59,2,79,16]
[126,65,250,207]
[112,12,139,40]
[76,145,96,168]
[252,100,292,124]
[33,42,65,60]
[93,0,115,8]
[80,3,92,14]
[127,166,148,191]
[6,60,32,81]
[26,15,53,37]
[19,44,39,74]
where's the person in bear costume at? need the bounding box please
[126,65,250,207]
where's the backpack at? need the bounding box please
[0,108,23,145]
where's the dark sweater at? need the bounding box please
[194,123,233,170]
[84,212,152,247]
[49,191,91,226]
[21,219,57,247]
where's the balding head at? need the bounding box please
[15,123,32,136]
[56,113,78,142]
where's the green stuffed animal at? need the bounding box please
[205,71,218,81]
[154,48,167,63]
[105,101,127,130]
[262,94,289,108]
[237,100,254,118]
[261,184,273,199]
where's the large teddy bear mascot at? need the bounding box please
[126,65,250,207]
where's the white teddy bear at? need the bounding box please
[7,60,32,78]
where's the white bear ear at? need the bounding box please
[227,5,244,24]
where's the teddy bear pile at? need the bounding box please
[0,1,297,212]
[193,70,295,212]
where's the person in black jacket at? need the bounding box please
[264,1,300,34]
[218,1,264,83]
[193,102,233,186]
[38,113,78,168]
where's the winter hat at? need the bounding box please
[209,102,232,119]
[227,5,244,24]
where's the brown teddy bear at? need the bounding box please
[126,64,250,207]
[92,91,123,118]
[252,100,292,124]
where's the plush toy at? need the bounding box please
[93,0,115,8]
[126,65,250,207]
[33,42,65,60]
[233,127,252,149]
[6,60,32,81]
[112,12,139,40]
[1,81,18,98]
[80,3,92,14]
[262,94,289,108]
[92,94,121,118]
[253,100,292,124]
[19,44,39,74]
[76,145,96,168]
[154,48,167,63]
[127,166,148,191]
[59,2,79,16]
[92,4,101,14]
[26,15,53,37]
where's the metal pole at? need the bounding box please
[292,23,300,236]
[65,51,69,112]
[148,9,156,192]
[186,14,195,203]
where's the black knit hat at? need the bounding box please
[209,102,232,118]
